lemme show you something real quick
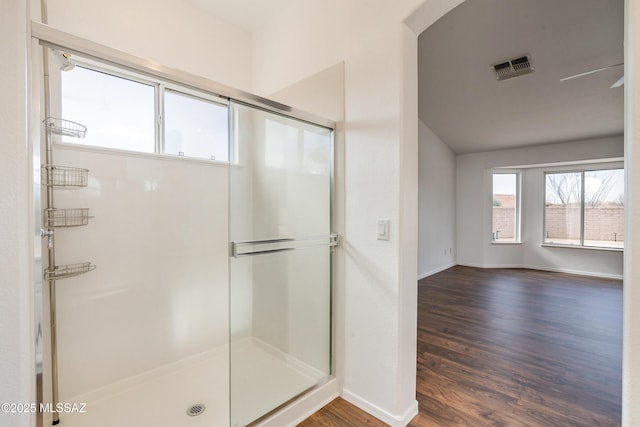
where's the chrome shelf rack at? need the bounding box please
[43,208,92,228]
[45,262,96,280]
[41,164,89,187]
[41,114,93,425]
[43,117,87,138]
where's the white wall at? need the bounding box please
[418,120,456,278]
[456,135,624,277]
[38,0,253,91]
[0,0,35,426]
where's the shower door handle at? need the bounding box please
[230,234,339,257]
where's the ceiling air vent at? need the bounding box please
[492,55,533,81]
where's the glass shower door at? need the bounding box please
[228,102,334,426]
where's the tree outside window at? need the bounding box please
[544,169,624,249]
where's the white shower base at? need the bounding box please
[47,339,324,427]
[230,339,325,426]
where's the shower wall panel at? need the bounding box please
[51,146,229,400]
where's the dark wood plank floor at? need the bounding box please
[300,398,388,426]
[300,266,623,426]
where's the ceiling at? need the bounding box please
[418,0,624,154]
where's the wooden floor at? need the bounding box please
[300,266,622,426]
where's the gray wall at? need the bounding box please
[418,120,456,278]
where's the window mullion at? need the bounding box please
[157,84,164,155]
[516,173,521,242]
[580,170,585,246]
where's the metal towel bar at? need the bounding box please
[231,234,339,257]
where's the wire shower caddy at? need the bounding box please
[43,208,92,228]
[43,117,87,138]
[41,116,96,281]
[41,165,89,187]
[45,262,96,281]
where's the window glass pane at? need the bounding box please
[584,169,624,248]
[545,172,581,245]
[164,90,229,161]
[61,66,155,153]
[492,173,518,242]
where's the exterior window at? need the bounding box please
[544,172,582,246]
[492,172,520,243]
[544,168,624,249]
[57,58,229,162]
[61,66,156,153]
[163,90,229,161]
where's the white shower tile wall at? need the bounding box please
[49,145,229,401]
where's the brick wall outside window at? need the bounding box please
[493,205,624,243]
[492,207,515,239]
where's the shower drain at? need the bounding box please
[186,403,206,417]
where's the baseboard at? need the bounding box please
[457,262,623,280]
[342,389,418,427]
[255,379,339,427]
[418,262,456,280]
[525,265,623,280]
[458,262,525,269]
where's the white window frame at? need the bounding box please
[542,162,624,250]
[161,86,230,161]
[491,170,522,244]
[53,52,230,163]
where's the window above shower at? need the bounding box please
[52,50,229,162]
[60,65,156,154]
[164,89,228,161]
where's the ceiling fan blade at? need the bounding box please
[610,76,624,88]
[560,63,624,82]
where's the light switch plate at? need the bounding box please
[377,218,390,240]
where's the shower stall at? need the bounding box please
[33,25,336,427]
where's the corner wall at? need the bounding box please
[418,120,456,279]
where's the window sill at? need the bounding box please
[491,242,522,245]
[54,141,233,168]
[541,243,624,253]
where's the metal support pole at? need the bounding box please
[41,0,60,423]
